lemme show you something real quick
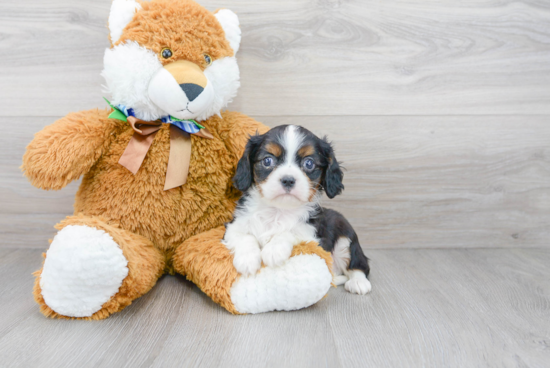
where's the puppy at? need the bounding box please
[223,125,371,294]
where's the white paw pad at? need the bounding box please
[345,276,372,295]
[40,225,129,317]
[233,249,262,276]
[261,242,292,268]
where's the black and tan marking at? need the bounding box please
[233,125,344,198]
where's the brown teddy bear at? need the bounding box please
[22,0,333,319]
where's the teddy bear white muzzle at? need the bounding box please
[148,62,215,121]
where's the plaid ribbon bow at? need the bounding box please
[104,98,213,190]
[113,102,205,134]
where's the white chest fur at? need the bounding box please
[223,188,320,276]
[246,204,318,247]
[224,188,319,248]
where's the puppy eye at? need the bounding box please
[161,48,173,59]
[204,54,212,65]
[302,158,315,171]
[262,157,274,167]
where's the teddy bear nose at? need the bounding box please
[179,83,204,102]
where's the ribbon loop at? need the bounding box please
[107,99,212,190]
[127,116,162,135]
[118,117,163,175]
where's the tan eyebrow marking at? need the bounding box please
[265,142,282,157]
[298,145,315,157]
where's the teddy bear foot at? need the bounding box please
[39,225,129,317]
[230,252,333,314]
[34,215,166,320]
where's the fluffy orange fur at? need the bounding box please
[23,109,268,257]
[116,0,233,68]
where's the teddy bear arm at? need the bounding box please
[22,109,118,190]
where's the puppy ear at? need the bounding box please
[109,0,141,44]
[233,133,262,192]
[321,138,344,199]
[214,9,241,54]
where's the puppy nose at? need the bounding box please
[179,83,204,101]
[281,176,296,190]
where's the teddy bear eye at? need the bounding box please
[204,54,212,65]
[161,48,173,59]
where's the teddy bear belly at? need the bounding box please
[73,177,237,253]
[72,138,239,254]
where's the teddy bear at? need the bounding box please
[21,0,333,319]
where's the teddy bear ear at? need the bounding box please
[108,0,142,44]
[214,9,241,54]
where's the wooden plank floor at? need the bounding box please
[0,247,549,368]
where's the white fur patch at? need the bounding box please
[332,237,351,276]
[102,41,165,121]
[231,254,332,314]
[201,57,240,121]
[281,125,303,166]
[40,225,129,317]
[261,234,295,268]
[109,0,141,44]
[226,234,262,276]
[333,275,349,286]
[223,187,318,275]
[344,269,372,295]
[224,187,317,247]
[214,9,241,54]
[223,185,318,275]
[330,238,371,294]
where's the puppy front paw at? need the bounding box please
[233,249,262,276]
[345,277,372,295]
[261,241,293,268]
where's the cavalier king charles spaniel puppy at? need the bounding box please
[223,125,371,295]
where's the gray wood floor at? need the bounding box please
[1,247,549,368]
[1,0,549,367]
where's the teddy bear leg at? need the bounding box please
[34,215,165,320]
[172,227,333,314]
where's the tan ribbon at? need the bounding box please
[118,116,212,191]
